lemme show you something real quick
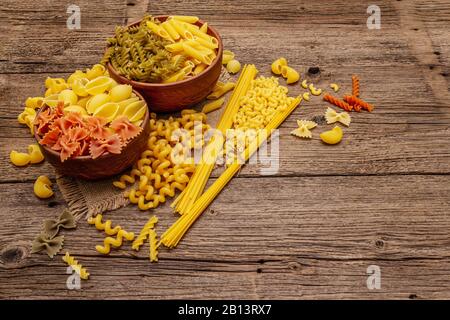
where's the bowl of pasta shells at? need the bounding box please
[32,67,151,180]
[104,15,223,113]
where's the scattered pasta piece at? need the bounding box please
[290,120,317,139]
[330,83,339,92]
[62,252,90,280]
[31,234,64,258]
[320,126,343,145]
[302,92,310,101]
[309,83,322,96]
[351,75,360,97]
[207,81,235,99]
[88,214,121,236]
[281,66,300,84]
[301,79,308,89]
[202,97,225,114]
[323,94,353,112]
[149,229,158,262]
[271,57,287,75]
[28,144,45,164]
[226,59,241,74]
[222,50,235,65]
[132,216,158,251]
[95,229,135,254]
[10,150,31,167]
[43,209,76,239]
[34,175,54,199]
[325,107,351,126]
[343,95,374,112]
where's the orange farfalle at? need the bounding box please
[85,116,110,140]
[58,135,80,162]
[35,108,54,135]
[54,102,65,118]
[110,116,142,144]
[89,134,122,159]
[51,117,73,135]
[65,112,85,127]
[67,126,89,142]
[40,127,61,146]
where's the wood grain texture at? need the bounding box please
[0,0,450,299]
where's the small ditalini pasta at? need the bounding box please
[34,175,54,199]
[320,126,343,144]
[10,150,31,166]
[207,81,235,99]
[226,59,241,74]
[28,144,45,164]
[330,83,340,92]
[290,120,317,139]
[308,83,322,96]
[202,97,225,113]
[96,229,135,254]
[281,66,300,84]
[325,107,351,126]
[222,50,235,65]
[271,57,287,75]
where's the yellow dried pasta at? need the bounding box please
[34,175,54,199]
[132,216,158,251]
[325,107,351,126]
[226,59,241,74]
[207,81,235,100]
[10,151,31,167]
[271,57,287,75]
[290,120,317,139]
[96,229,135,254]
[63,252,90,280]
[202,97,225,114]
[88,214,121,236]
[281,66,300,84]
[149,229,158,262]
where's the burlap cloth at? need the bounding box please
[57,69,231,220]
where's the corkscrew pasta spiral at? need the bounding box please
[323,94,353,112]
[132,216,158,250]
[63,252,90,280]
[343,95,374,112]
[351,75,360,98]
[87,214,121,235]
[96,229,135,254]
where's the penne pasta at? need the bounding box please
[169,19,194,40]
[192,36,218,49]
[202,97,225,114]
[171,15,199,24]
[200,22,208,33]
[193,63,208,75]
[161,21,180,40]
[146,21,173,41]
[165,41,185,53]
[182,42,213,65]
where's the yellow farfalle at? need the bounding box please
[290,120,317,139]
[325,107,351,126]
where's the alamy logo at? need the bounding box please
[366,265,381,290]
[367,5,381,30]
[67,5,81,30]
[66,266,81,290]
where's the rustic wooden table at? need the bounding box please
[1,0,449,300]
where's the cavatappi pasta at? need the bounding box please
[113,111,210,211]
[102,15,219,83]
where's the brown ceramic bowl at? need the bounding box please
[34,91,150,180]
[106,16,223,113]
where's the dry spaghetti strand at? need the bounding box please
[351,75,360,98]
[343,95,374,112]
[323,94,353,112]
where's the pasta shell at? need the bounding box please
[93,102,120,122]
[58,89,78,105]
[117,97,139,114]
[110,84,132,102]
[67,70,87,85]
[71,78,89,97]
[64,105,88,115]
[77,96,91,108]
[123,100,147,122]
[43,94,61,108]
[86,64,106,80]
[85,76,113,95]
[86,93,110,114]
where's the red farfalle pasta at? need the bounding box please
[35,108,54,135]
[110,116,142,144]
[65,112,85,127]
[351,75,360,98]
[323,94,353,112]
[89,134,122,159]
[58,135,80,162]
[343,95,374,112]
[40,127,61,146]
[67,126,89,142]
[51,117,73,135]
[85,116,110,140]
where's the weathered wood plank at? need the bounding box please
[1,174,450,298]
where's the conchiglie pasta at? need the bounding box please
[64,105,88,115]
[85,76,113,95]
[226,59,241,74]
[86,64,106,80]
[86,93,110,114]
[281,66,300,84]
[122,100,147,122]
[28,144,45,164]
[71,78,89,97]
[93,102,120,122]
[58,89,78,105]
[25,97,44,110]
[109,84,132,102]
